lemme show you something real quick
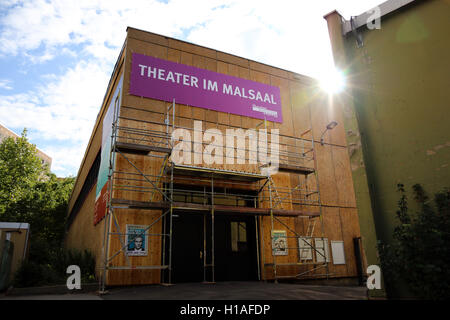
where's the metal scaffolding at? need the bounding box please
[99,99,329,292]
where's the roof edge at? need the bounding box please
[126,26,318,84]
[341,0,417,34]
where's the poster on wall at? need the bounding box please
[129,53,283,123]
[272,230,288,256]
[126,224,148,257]
[93,75,123,225]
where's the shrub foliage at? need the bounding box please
[378,183,450,300]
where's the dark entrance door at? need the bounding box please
[171,212,203,283]
[214,215,258,281]
[169,212,259,283]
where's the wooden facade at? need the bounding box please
[65,27,366,287]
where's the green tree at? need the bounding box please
[0,129,46,216]
[0,129,94,288]
[378,184,450,300]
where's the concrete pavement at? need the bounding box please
[0,281,368,300]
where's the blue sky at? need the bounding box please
[0,0,382,177]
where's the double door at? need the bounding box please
[170,213,258,283]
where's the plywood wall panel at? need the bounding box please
[107,208,162,285]
[127,37,167,60]
[205,57,217,72]
[249,60,289,79]
[65,186,106,279]
[288,82,311,137]
[168,38,217,59]
[128,28,169,47]
[310,93,330,145]
[217,51,249,68]
[193,54,207,69]
[339,208,362,277]
[315,144,339,206]
[270,75,293,137]
[180,51,193,66]
[205,109,218,124]
[332,146,357,208]
[167,48,181,63]
[321,207,347,277]
[328,100,347,147]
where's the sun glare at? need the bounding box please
[319,69,346,94]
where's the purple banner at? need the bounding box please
[129,53,282,123]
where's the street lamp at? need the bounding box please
[320,121,338,145]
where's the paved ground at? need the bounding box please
[1,281,368,300]
[1,293,102,300]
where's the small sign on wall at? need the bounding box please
[298,237,313,260]
[331,240,346,265]
[126,224,148,257]
[272,230,288,256]
[314,238,330,262]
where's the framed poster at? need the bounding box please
[272,230,288,256]
[126,224,148,256]
[331,240,346,265]
[298,237,313,261]
[314,238,330,263]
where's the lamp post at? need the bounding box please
[320,121,338,145]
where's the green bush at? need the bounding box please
[13,248,96,288]
[51,248,96,283]
[378,184,450,300]
[13,261,62,288]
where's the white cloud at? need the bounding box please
[0,59,111,175]
[0,0,225,63]
[42,144,87,178]
[0,79,13,90]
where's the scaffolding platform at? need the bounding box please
[114,141,172,155]
[277,163,315,175]
[170,164,267,182]
[110,198,320,217]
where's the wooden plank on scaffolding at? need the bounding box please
[110,198,319,217]
[115,141,171,155]
[171,164,267,182]
[277,163,315,175]
[339,208,362,277]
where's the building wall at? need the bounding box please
[326,0,450,296]
[66,27,365,285]
[65,51,126,275]
[345,0,449,240]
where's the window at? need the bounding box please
[231,221,247,252]
[298,237,313,261]
[314,238,330,262]
[331,241,346,265]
